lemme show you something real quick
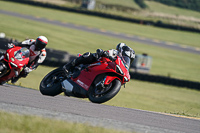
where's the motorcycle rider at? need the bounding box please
[63,43,135,73]
[8,36,48,83]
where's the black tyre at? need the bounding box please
[0,82,5,85]
[88,79,121,103]
[40,68,65,96]
[0,62,7,78]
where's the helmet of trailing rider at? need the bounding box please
[121,46,135,64]
[116,43,126,52]
[35,36,48,51]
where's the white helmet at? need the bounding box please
[116,43,126,52]
[35,36,48,51]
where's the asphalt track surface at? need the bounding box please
[0,9,200,55]
[0,84,200,133]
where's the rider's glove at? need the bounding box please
[101,51,109,58]
[8,43,15,48]
[96,49,104,58]
[96,49,109,58]
[96,49,115,61]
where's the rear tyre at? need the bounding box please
[88,79,121,103]
[40,68,64,96]
[0,62,7,78]
[0,62,8,85]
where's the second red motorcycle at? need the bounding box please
[0,46,30,85]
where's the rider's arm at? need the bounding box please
[107,49,118,58]
[96,49,116,61]
[27,49,46,72]
[13,39,35,47]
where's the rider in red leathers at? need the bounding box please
[63,43,135,73]
[8,36,48,83]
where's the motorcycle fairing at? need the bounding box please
[5,47,30,70]
[104,76,121,85]
[0,47,30,83]
[62,78,88,97]
[115,56,130,81]
[0,68,16,83]
[73,57,129,91]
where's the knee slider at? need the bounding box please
[82,52,90,58]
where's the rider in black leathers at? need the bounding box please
[63,43,135,73]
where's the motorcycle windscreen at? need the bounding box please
[120,56,131,70]
[14,48,30,61]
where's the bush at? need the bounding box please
[135,0,148,9]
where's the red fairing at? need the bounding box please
[0,46,30,83]
[6,47,29,69]
[115,56,130,81]
[104,76,120,85]
[73,56,130,91]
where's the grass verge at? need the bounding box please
[0,111,130,133]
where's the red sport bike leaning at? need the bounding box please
[0,46,30,85]
[40,55,131,103]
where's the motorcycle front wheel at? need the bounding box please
[88,79,121,103]
[40,67,64,96]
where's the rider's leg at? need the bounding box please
[63,52,97,73]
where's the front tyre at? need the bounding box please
[40,68,64,96]
[88,79,121,103]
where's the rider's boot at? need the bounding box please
[63,59,76,74]
[63,53,96,74]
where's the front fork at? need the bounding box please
[104,76,121,85]
[96,76,121,88]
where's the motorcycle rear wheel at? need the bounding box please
[40,67,64,96]
[88,79,121,103]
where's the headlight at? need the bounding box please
[116,65,124,75]
[124,77,129,82]
[11,57,15,61]
[10,62,18,67]
[6,53,9,60]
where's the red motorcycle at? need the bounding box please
[40,55,131,103]
[0,46,30,85]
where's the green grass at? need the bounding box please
[0,111,130,133]
[1,1,200,48]
[33,0,200,31]
[96,0,200,30]
[97,0,200,19]
[96,0,140,9]
[145,0,200,19]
